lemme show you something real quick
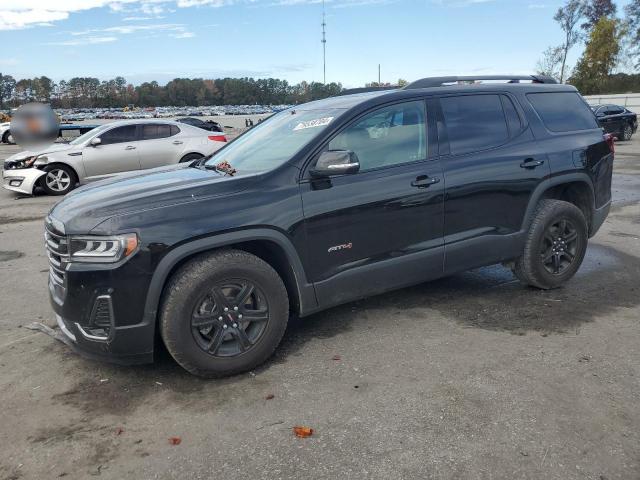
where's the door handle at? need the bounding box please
[411,175,440,188]
[125,145,136,150]
[520,158,544,169]
[172,140,183,145]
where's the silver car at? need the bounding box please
[2,119,227,195]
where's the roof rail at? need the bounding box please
[338,86,398,96]
[403,75,558,90]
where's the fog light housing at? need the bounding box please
[9,178,24,187]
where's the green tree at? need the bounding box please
[626,0,640,69]
[582,0,617,31]
[554,0,586,82]
[0,73,16,108]
[571,17,622,94]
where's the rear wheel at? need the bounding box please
[621,123,633,141]
[41,164,76,196]
[179,153,204,163]
[513,199,588,289]
[160,249,289,378]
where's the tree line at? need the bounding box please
[0,75,344,109]
[537,0,640,94]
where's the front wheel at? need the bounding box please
[160,249,289,378]
[513,200,588,289]
[41,164,76,196]
[621,123,633,141]
[179,153,204,163]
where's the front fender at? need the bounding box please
[2,167,46,195]
[141,228,318,332]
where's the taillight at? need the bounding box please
[208,135,226,142]
[604,133,615,154]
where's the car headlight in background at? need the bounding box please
[68,233,138,263]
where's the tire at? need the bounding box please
[621,123,633,141]
[41,164,77,196]
[512,199,588,290]
[2,130,14,144]
[179,153,204,163]
[160,249,289,378]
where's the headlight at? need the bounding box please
[68,233,138,263]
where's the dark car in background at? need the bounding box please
[590,104,637,141]
[177,116,224,133]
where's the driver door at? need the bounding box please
[82,124,142,179]
[300,99,444,307]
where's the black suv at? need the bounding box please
[45,75,614,377]
[590,104,637,141]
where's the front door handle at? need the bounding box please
[520,158,544,169]
[125,145,136,150]
[411,175,440,188]
[172,140,183,145]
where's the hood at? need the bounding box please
[5,143,77,163]
[49,163,257,233]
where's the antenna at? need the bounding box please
[321,0,326,84]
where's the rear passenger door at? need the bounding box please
[137,124,184,169]
[438,93,551,273]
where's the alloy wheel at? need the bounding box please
[623,125,632,141]
[191,280,270,357]
[540,218,579,275]
[45,169,71,192]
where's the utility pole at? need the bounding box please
[321,0,327,84]
[378,64,381,85]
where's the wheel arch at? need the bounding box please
[179,151,205,163]
[39,161,80,187]
[142,229,317,334]
[522,174,595,235]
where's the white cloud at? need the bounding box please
[46,36,119,46]
[170,31,195,37]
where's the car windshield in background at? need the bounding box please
[69,124,109,145]
[205,108,345,172]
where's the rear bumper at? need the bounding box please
[2,167,45,195]
[590,200,610,237]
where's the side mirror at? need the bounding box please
[90,137,102,147]
[310,150,360,177]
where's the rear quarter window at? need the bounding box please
[527,92,598,132]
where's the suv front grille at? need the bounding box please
[44,223,68,289]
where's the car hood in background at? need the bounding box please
[4,143,79,163]
[49,164,257,233]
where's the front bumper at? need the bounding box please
[2,167,45,194]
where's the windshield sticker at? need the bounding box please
[293,117,334,131]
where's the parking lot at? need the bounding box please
[0,137,639,480]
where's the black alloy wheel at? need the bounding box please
[191,280,270,357]
[540,218,579,275]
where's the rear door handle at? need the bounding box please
[411,175,440,188]
[125,145,136,150]
[172,140,183,145]
[520,158,544,169]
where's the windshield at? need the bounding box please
[69,124,110,145]
[205,107,346,172]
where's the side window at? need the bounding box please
[501,95,522,137]
[99,125,138,145]
[526,92,599,132]
[441,94,508,155]
[327,100,426,171]
[141,124,174,140]
[608,106,624,115]
[170,125,180,136]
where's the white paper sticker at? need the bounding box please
[293,117,334,131]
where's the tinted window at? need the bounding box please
[607,105,624,115]
[141,124,174,140]
[170,125,180,136]
[441,94,508,155]
[527,92,598,132]
[99,125,137,145]
[502,95,522,136]
[328,100,427,171]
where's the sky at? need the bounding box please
[0,0,633,88]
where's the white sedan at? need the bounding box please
[2,119,227,195]
[0,122,13,144]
